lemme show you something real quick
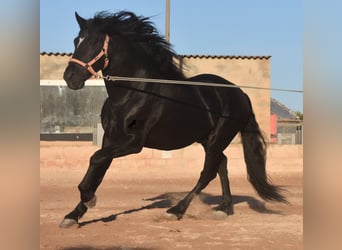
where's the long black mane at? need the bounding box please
[89,11,183,78]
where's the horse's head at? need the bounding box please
[64,11,183,90]
[63,12,109,90]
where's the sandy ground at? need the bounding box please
[40,144,302,250]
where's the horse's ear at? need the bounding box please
[75,12,87,30]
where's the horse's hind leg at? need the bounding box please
[216,154,234,215]
[167,151,223,219]
[167,117,240,219]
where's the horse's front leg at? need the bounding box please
[59,148,113,228]
[60,130,145,228]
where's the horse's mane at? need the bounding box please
[90,11,184,79]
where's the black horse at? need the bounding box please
[61,11,286,228]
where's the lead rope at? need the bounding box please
[101,75,303,93]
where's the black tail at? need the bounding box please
[241,102,287,203]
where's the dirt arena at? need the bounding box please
[40,142,303,250]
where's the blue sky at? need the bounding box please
[40,0,303,112]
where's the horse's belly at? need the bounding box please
[144,121,211,150]
[145,134,199,150]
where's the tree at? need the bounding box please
[295,111,303,121]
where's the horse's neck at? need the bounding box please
[104,41,186,81]
[149,65,186,81]
[102,53,186,99]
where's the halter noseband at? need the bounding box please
[69,34,110,78]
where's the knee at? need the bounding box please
[78,184,95,202]
[78,183,87,192]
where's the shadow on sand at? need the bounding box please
[78,192,282,228]
[60,247,156,250]
[61,247,156,250]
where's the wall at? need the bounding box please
[40,54,70,79]
[40,85,107,134]
[40,142,303,171]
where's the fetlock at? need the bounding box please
[83,195,97,209]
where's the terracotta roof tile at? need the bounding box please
[40,52,73,56]
[180,54,271,60]
[40,52,270,60]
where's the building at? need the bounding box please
[270,98,302,144]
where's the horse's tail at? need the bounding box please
[240,96,287,203]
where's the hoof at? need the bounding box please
[59,218,78,228]
[212,210,228,220]
[163,212,178,221]
[84,195,97,209]
[214,203,234,216]
[166,207,184,220]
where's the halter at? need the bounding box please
[69,34,110,78]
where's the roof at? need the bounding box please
[180,55,271,60]
[271,98,299,120]
[40,52,270,60]
[41,52,72,56]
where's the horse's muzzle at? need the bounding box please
[63,69,85,90]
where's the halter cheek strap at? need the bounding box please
[69,34,110,78]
